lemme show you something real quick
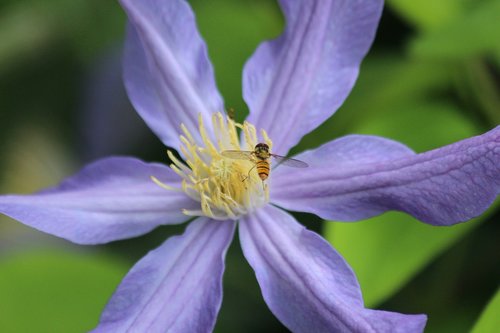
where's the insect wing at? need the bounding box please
[271,154,309,168]
[221,150,253,160]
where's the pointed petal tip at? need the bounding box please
[272,128,500,226]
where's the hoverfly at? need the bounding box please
[221,143,308,182]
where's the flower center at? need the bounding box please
[153,112,271,220]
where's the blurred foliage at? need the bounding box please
[0,0,124,69]
[404,0,500,59]
[0,0,498,332]
[0,125,75,193]
[387,0,478,31]
[191,0,282,123]
[322,61,482,308]
[0,250,128,333]
[471,287,500,333]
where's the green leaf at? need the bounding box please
[471,288,500,333]
[411,0,500,59]
[325,213,481,307]
[387,0,470,30]
[0,250,128,333]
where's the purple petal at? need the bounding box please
[243,0,383,154]
[240,205,427,333]
[0,157,197,244]
[92,218,235,333]
[271,127,500,225]
[120,0,223,148]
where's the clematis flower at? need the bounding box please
[1,0,499,332]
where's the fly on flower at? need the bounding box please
[1,0,499,332]
[221,142,308,182]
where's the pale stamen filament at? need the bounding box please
[151,112,270,220]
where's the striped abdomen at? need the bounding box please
[256,160,270,181]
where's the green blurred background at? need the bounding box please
[0,0,499,332]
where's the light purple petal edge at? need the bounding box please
[92,218,235,333]
[121,0,223,148]
[240,205,427,333]
[243,0,383,154]
[272,128,500,225]
[0,157,197,244]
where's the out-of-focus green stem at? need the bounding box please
[456,59,500,126]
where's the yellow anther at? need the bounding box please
[151,112,270,220]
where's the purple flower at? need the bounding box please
[1,0,499,332]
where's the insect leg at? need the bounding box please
[242,164,256,182]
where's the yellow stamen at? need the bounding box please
[150,176,182,192]
[152,112,270,220]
